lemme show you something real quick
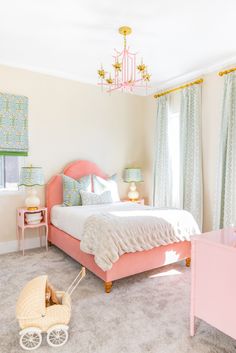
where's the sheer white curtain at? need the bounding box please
[179,85,203,230]
[153,85,203,230]
[214,72,236,229]
[153,93,180,208]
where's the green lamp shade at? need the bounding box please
[19,166,44,187]
[123,168,143,183]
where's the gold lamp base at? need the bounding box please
[27,207,39,211]
[119,26,132,36]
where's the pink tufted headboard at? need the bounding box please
[46,160,107,222]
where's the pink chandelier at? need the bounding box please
[98,26,151,93]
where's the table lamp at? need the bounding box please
[123,168,143,201]
[19,166,44,210]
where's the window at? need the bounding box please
[168,111,180,208]
[0,156,21,191]
[167,92,181,208]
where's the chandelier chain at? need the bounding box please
[124,34,127,50]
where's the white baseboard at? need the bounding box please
[0,236,46,255]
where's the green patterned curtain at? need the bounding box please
[180,85,203,230]
[0,93,28,156]
[213,72,236,229]
[153,95,171,206]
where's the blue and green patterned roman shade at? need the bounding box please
[0,93,28,156]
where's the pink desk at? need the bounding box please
[190,228,236,339]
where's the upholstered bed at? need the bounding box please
[46,160,198,293]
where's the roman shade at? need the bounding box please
[0,92,28,156]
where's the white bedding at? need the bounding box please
[81,208,200,271]
[51,203,200,271]
[51,202,147,240]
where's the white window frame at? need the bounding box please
[0,157,4,189]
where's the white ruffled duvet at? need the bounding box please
[80,205,200,271]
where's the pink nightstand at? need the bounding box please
[16,207,48,255]
[190,227,236,339]
[122,198,145,205]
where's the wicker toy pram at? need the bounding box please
[16,267,85,350]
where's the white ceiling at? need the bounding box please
[1,0,236,95]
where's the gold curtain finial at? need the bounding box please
[218,67,236,76]
[154,78,204,99]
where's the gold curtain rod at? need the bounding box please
[218,67,236,76]
[154,78,204,98]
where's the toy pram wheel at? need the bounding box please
[47,325,68,347]
[19,328,42,351]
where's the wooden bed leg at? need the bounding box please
[104,281,113,293]
[48,240,52,247]
[186,257,191,267]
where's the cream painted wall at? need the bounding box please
[142,97,156,205]
[144,71,224,231]
[0,65,147,245]
[0,64,226,249]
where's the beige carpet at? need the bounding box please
[0,246,236,353]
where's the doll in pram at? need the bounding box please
[16,267,85,350]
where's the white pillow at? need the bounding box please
[93,174,120,202]
[80,190,113,206]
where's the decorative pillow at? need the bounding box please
[62,175,92,206]
[93,174,120,202]
[80,190,113,206]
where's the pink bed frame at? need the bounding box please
[46,160,191,293]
